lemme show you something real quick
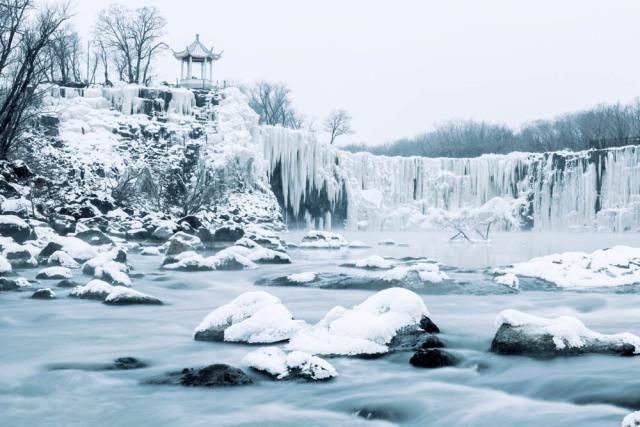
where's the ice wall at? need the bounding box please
[260,128,640,232]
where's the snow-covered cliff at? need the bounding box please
[42,84,640,232]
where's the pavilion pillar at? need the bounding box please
[209,59,213,81]
[201,60,204,79]
[188,56,192,79]
[180,60,184,80]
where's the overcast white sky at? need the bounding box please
[69,0,640,145]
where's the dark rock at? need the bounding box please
[178,215,202,230]
[144,364,253,387]
[57,279,80,288]
[0,216,31,243]
[213,225,244,242]
[38,242,63,262]
[410,349,457,368]
[78,205,98,219]
[5,247,36,268]
[31,288,56,299]
[0,180,20,198]
[49,357,148,372]
[196,227,214,244]
[89,198,114,215]
[112,357,148,370]
[75,229,113,245]
[419,316,440,333]
[490,323,636,357]
[194,328,225,342]
[51,214,76,235]
[389,330,444,352]
[36,269,70,280]
[127,228,150,240]
[0,278,19,291]
[79,216,109,232]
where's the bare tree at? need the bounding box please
[324,109,353,145]
[48,24,82,83]
[95,4,167,84]
[246,81,295,126]
[0,1,71,159]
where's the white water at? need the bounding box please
[1,232,639,427]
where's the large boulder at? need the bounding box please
[0,215,32,244]
[490,309,640,357]
[194,291,305,343]
[144,364,253,387]
[213,225,244,243]
[287,288,438,357]
[69,279,114,300]
[164,232,202,259]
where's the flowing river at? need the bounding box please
[1,231,639,427]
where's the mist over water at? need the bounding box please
[1,231,639,427]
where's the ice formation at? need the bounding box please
[260,122,640,231]
[501,246,640,288]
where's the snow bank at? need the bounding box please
[288,288,430,356]
[501,246,640,288]
[194,291,305,343]
[242,347,337,380]
[492,309,640,356]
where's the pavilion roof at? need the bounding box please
[173,34,222,60]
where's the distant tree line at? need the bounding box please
[343,100,640,157]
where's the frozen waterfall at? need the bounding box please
[260,126,640,232]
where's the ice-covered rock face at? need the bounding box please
[242,347,337,381]
[491,309,640,357]
[287,288,435,356]
[501,246,640,288]
[194,291,306,343]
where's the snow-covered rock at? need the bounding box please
[48,251,80,268]
[342,255,393,270]
[0,238,37,268]
[69,279,114,300]
[348,240,371,249]
[31,288,56,299]
[286,272,317,283]
[75,229,113,246]
[0,254,11,275]
[0,215,31,243]
[242,347,337,381]
[287,288,436,356]
[207,247,258,270]
[194,291,305,343]
[299,230,348,249]
[380,263,449,283]
[82,249,130,286]
[164,232,202,257]
[500,246,640,288]
[491,309,640,357]
[494,273,519,289]
[140,246,161,256]
[223,241,290,264]
[36,266,72,280]
[103,287,162,305]
[151,221,177,241]
[1,198,30,216]
[623,411,640,427]
[51,236,98,262]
